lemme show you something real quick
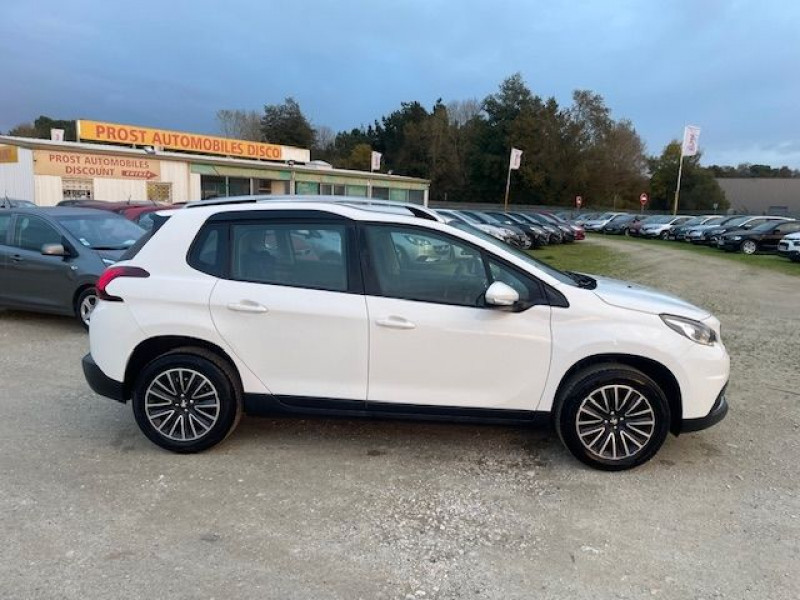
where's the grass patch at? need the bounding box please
[599,235,800,277]
[531,241,633,278]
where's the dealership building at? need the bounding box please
[0,120,429,206]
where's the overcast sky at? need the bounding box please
[1,0,798,167]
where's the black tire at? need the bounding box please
[659,231,669,240]
[554,363,670,471]
[75,287,98,330]
[132,349,242,453]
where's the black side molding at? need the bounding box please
[680,385,729,433]
[82,353,126,403]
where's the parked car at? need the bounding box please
[533,212,577,242]
[458,210,532,249]
[517,212,565,243]
[717,220,800,254]
[545,212,586,240]
[83,195,730,471]
[777,232,800,262]
[684,215,744,244]
[483,211,549,247]
[582,212,628,232]
[0,198,36,209]
[0,207,145,327]
[600,213,642,235]
[693,216,793,245]
[436,209,518,246]
[640,216,693,239]
[668,215,725,241]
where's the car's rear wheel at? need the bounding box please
[75,287,97,329]
[741,240,758,255]
[555,363,670,471]
[132,351,241,453]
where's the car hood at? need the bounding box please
[590,276,710,320]
[782,232,800,241]
[94,248,127,263]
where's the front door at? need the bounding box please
[209,219,369,401]
[4,213,75,311]
[361,224,552,411]
[765,222,800,251]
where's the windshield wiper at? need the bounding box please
[567,271,597,289]
[91,245,130,250]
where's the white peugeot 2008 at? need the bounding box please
[82,196,729,470]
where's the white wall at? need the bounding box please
[93,178,148,202]
[34,175,62,206]
[160,160,190,203]
[0,147,35,202]
[189,172,202,201]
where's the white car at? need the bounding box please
[83,196,730,470]
[778,231,800,262]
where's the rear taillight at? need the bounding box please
[96,266,150,301]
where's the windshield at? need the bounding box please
[645,215,672,224]
[58,214,145,249]
[612,214,635,223]
[748,221,779,233]
[447,221,578,287]
[682,216,708,226]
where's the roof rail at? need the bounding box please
[185,194,441,221]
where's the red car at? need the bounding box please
[58,200,180,230]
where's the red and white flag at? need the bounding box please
[509,147,523,170]
[682,125,701,156]
[371,151,382,171]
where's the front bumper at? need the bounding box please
[82,353,126,403]
[717,239,741,251]
[681,384,729,433]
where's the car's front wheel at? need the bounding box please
[132,350,242,453]
[555,363,670,471]
[659,231,669,240]
[741,240,758,255]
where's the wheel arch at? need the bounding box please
[553,353,683,435]
[72,282,97,314]
[123,336,243,400]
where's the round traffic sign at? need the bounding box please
[640,193,648,206]
[576,195,583,208]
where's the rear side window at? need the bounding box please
[187,223,227,277]
[230,223,348,292]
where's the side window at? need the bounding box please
[11,215,61,252]
[230,222,347,292]
[364,226,488,307]
[487,259,545,304]
[0,214,10,243]
[188,224,227,277]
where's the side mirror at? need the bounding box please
[41,243,69,257]
[485,281,519,307]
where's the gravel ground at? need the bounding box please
[1,237,798,600]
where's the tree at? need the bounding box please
[260,97,315,148]
[5,116,75,140]
[7,122,37,137]
[648,142,728,211]
[216,109,261,141]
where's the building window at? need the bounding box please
[63,178,93,201]
[409,189,424,204]
[346,185,367,197]
[389,188,408,202]
[255,179,272,194]
[228,177,250,196]
[201,175,226,200]
[372,186,390,200]
[333,184,346,196]
[296,181,320,195]
[320,184,333,195]
[147,182,172,203]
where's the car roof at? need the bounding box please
[6,206,130,217]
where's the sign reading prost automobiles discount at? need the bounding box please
[34,150,161,180]
[77,120,311,163]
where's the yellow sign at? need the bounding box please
[0,144,18,163]
[34,150,161,180]
[78,119,297,162]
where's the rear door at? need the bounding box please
[209,216,369,402]
[4,213,75,311]
[765,222,800,250]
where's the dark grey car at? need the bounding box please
[0,207,144,328]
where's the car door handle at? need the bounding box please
[10,255,23,263]
[227,301,268,314]
[376,316,416,330]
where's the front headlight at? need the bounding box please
[731,236,742,241]
[660,314,717,346]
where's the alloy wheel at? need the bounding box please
[741,240,757,255]
[144,368,221,442]
[79,293,97,325]
[575,384,655,461]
